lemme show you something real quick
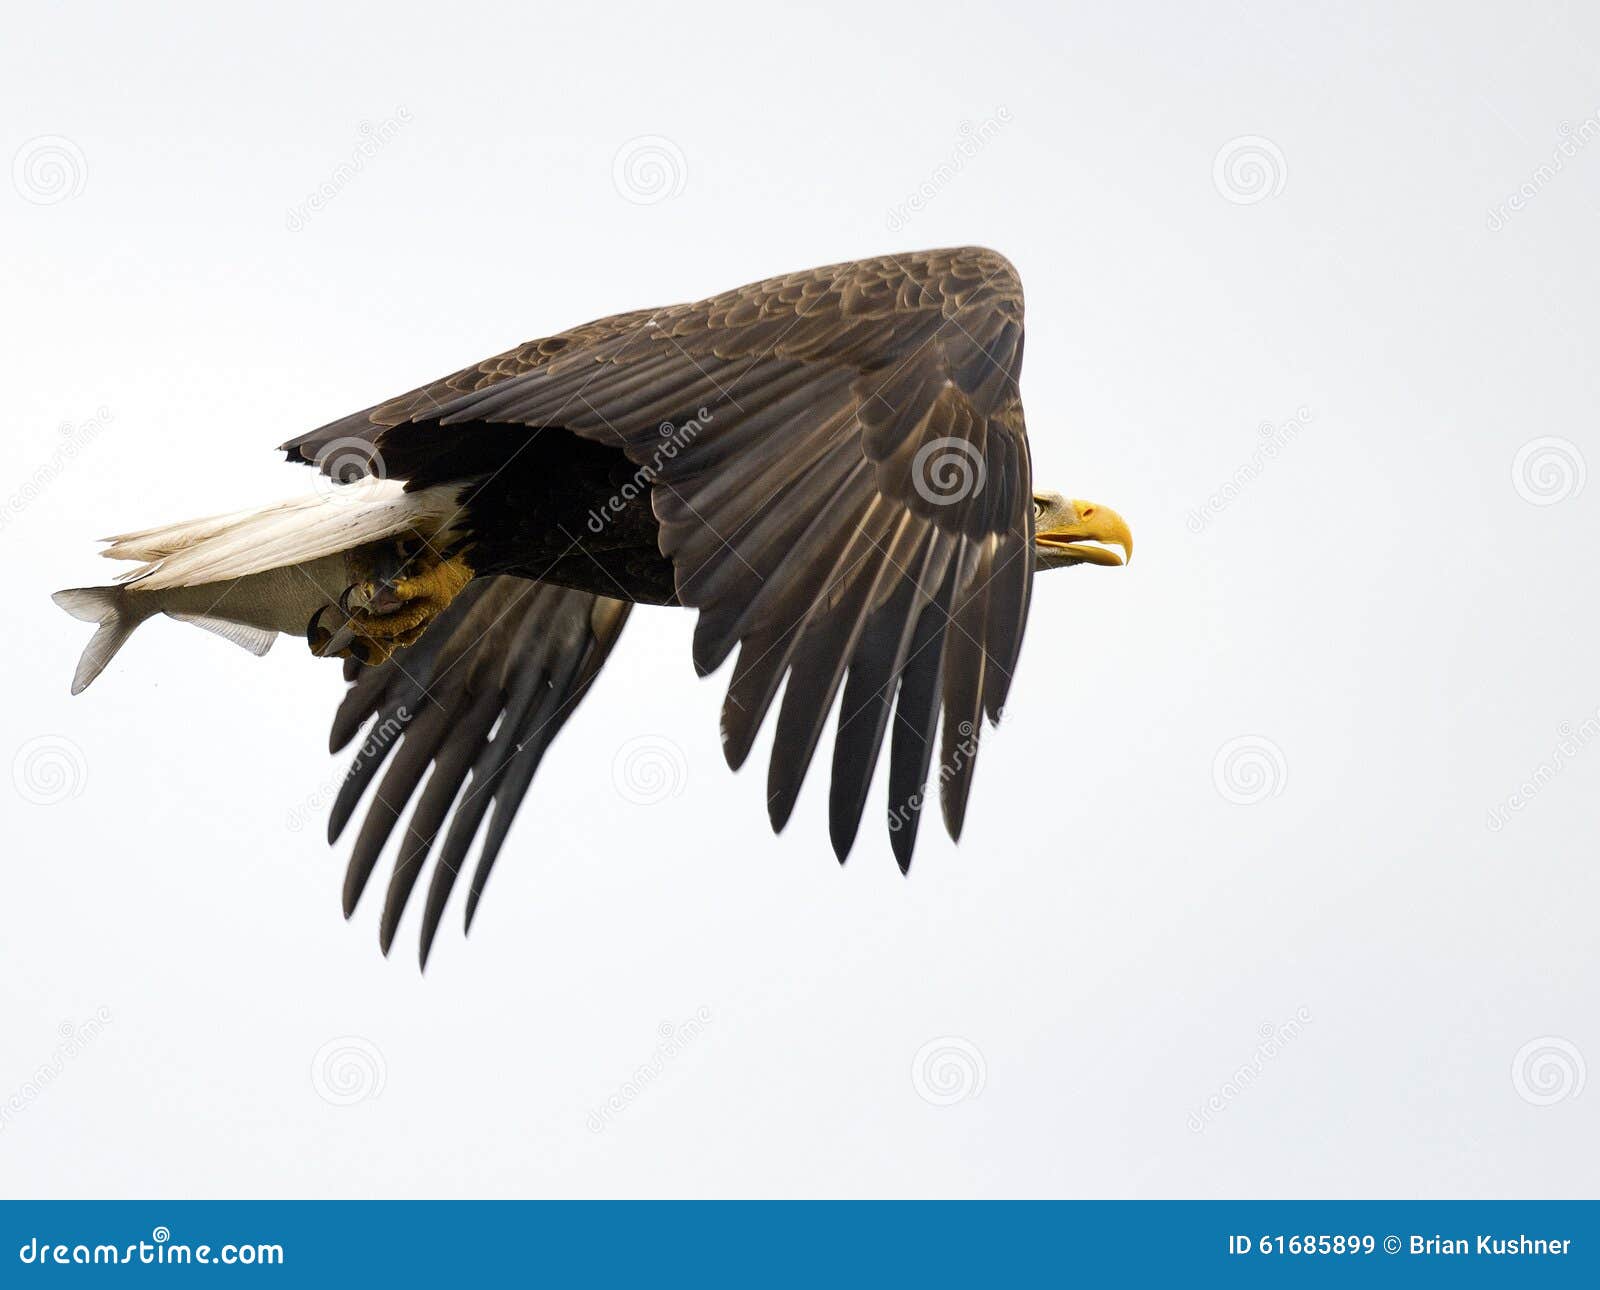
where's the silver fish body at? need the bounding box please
[54,553,356,694]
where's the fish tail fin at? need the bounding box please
[51,586,152,695]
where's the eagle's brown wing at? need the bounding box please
[295,246,1034,870]
[292,308,660,452]
[327,575,630,965]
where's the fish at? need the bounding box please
[53,477,466,693]
[53,556,357,695]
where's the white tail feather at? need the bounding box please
[101,496,314,561]
[109,478,466,591]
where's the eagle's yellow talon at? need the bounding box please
[318,544,474,664]
[389,555,474,608]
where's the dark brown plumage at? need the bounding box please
[289,247,1037,962]
[327,577,630,965]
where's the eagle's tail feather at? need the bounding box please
[103,478,467,591]
[51,586,153,696]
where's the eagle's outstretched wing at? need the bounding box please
[327,575,630,965]
[293,247,1034,874]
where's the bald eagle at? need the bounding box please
[54,247,1132,965]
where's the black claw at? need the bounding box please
[306,605,332,655]
[320,619,361,659]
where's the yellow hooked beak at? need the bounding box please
[1036,500,1134,567]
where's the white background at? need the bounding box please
[3,0,1596,1198]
